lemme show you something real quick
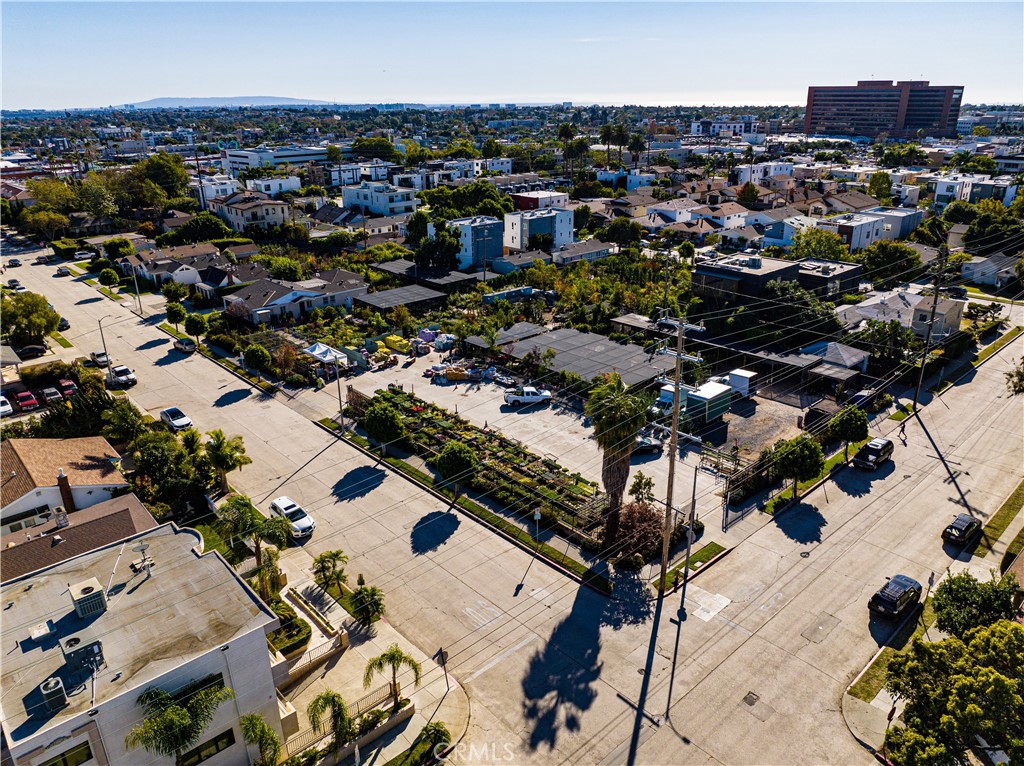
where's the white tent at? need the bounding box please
[303,342,348,366]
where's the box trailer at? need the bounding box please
[728,369,757,398]
[685,382,732,423]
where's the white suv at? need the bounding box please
[269,496,315,539]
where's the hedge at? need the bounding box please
[50,239,80,259]
[269,599,312,655]
[212,237,254,250]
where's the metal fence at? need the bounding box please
[283,682,395,756]
[289,639,338,675]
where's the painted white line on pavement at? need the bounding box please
[463,634,538,683]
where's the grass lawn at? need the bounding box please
[192,519,251,567]
[975,325,1023,365]
[655,541,727,591]
[49,331,73,348]
[887,406,916,422]
[974,477,1024,559]
[765,439,870,513]
[847,597,936,702]
[382,737,433,766]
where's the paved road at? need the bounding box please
[10,258,1023,765]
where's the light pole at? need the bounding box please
[98,315,114,384]
[334,356,346,431]
[131,267,143,316]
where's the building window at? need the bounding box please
[40,742,94,766]
[178,729,236,766]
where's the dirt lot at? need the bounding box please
[701,395,805,457]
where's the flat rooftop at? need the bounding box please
[695,254,797,276]
[797,258,862,276]
[0,524,276,747]
[370,260,501,289]
[355,284,447,310]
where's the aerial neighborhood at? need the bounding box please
[1,63,1023,766]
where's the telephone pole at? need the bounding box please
[911,245,949,418]
[657,316,705,594]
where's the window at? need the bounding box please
[919,313,929,322]
[40,742,93,766]
[178,729,236,766]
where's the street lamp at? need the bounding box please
[334,354,346,431]
[97,315,114,384]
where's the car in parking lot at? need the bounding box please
[8,258,22,267]
[493,373,516,387]
[58,379,79,399]
[868,574,922,618]
[14,391,40,412]
[504,386,552,406]
[159,407,193,432]
[7,278,21,288]
[173,337,197,353]
[90,351,110,368]
[942,513,982,546]
[853,437,894,471]
[15,345,46,360]
[108,365,137,388]
[634,435,664,455]
[57,317,70,331]
[39,388,63,406]
[0,396,12,417]
[269,496,316,539]
[55,267,71,277]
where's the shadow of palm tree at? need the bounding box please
[410,510,460,555]
[773,501,828,544]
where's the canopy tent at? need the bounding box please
[303,342,348,366]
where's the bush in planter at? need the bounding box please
[614,553,646,571]
[356,708,389,736]
[207,333,240,354]
[285,373,306,387]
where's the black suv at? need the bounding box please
[869,574,922,618]
[942,513,982,546]
[853,438,894,471]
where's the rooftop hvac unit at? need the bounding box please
[69,578,107,619]
[62,633,104,673]
[40,677,67,712]
[746,256,762,268]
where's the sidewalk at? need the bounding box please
[277,555,471,764]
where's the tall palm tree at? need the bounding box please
[627,133,646,170]
[572,137,591,178]
[253,545,283,602]
[363,643,422,709]
[585,373,649,547]
[220,495,289,571]
[613,123,629,165]
[312,549,349,594]
[240,713,282,766]
[205,429,253,493]
[557,122,576,182]
[350,585,386,627]
[125,684,235,760]
[307,690,352,751]
[599,123,614,166]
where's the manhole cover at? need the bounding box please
[800,551,810,558]
[743,691,759,706]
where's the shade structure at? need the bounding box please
[303,342,348,366]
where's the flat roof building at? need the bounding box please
[804,80,963,139]
[693,253,800,298]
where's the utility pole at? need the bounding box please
[679,465,700,597]
[912,245,948,418]
[131,267,143,316]
[657,316,705,594]
[98,315,114,385]
[335,357,346,431]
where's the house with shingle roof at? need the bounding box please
[223,269,368,324]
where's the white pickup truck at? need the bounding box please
[504,386,553,406]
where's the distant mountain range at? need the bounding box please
[125,96,334,109]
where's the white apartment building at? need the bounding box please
[429,216,504,270]
[503,208,573,252]
[322,163,363,187]
[595,168,656,191]
[340,181,419,216]
[486,157,514,174]
[245,176,302,196]
[189,174,240,209]
[689,202,750,230]
[733,161,795,186]
[815,213,886,251]
[221,145,329,175]
[0,524,283,766]
[209,190,291,232]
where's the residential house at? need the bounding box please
[863,206,924,240]
[340,181,420,216]
[311,203,362,227]
[339,213,411,237]
[245,176,302,196]
[808,191,881,216]
[490,249,552,274]
[661,217,723,244]
[595,168,656,191]
[607,190,659,218]
[1,437,129,536]
[0,525,283,766]
[504,208,573,252]
[315,162,363,188]
[689,202,750,230]
[551,240,615,266]
[189,173,239,209]
[835,289,965,339]
[448,173,554,194]
[961,253,1017,288]
[430,216,504,270]
[796,258,864,297]
[733,161,795,186]
[67,213,114,237]
[510,190,570,210]
[194,261,270,300]
[761,214,819,248]
[158,209,193,234]
[121,243,223,285]
[646,198,700,222]
[209,190,291,232]
[815,213,886,251]
[224,242,259,261]
[223,269,368,324]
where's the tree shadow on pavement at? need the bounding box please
[410,510,460,555]
[214,388,252,407]
[832,461,894,498]
[332,465,386,502]
[773,501,827,544]
[136,338,169,350]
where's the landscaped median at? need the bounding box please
[48,331,73,349]
[931,324,1023,394]
[653,541,727,592]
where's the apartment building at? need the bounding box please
[503,208,573,252]
[189,174,239,209]
[340,181,420,216]
[430,216,504,270]
[815,213,886,251]
[209,190,291,232]
[245,176,301,196]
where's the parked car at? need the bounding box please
[504,386,553,406]
[39,387,63,406]
[15,391,40,412]
[55,267,71,277]
[12,284,28,293]
[173,337,197,353]
[0,396,12,417]
[90,351,110,368]
[58,379,79,399]
[868,574,922,618]
[634,435,664,455]
[942,513,982,546]
[57,317,70,331]
[159,407,193,432]
[493,374,516,387]
[8,258,22,267]
[34,254,54,264]
[15,345,46,360]
[74,250,93,260]
[853,438,894,471]
[269,496,316,539]
[7,278,20,288]
[108,365,137,388]
[940,286,968,300]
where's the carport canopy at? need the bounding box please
[303,342,348,365]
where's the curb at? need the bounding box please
[310,419,614,597]
[655,545,734,597]
[767,460,853,518]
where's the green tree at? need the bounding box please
[98,267,120,287]
[599,123,614,165]
[574,204,592,232]
[737,181,760,207]
[972,125,992,137]
[389,304,414,336]
[139,151,191,198]
[184,312,208,349]
[1006,357,1024,396]
[76,180,118,217]
[243,344,272,381]
[774,434,824,501]
[599,218,643,246]
[267,255,302,281]
[585,373,649,546]
[557,123,576,179]
[416,223,461,271]
[350,585,386,627]
[240,713,282,766]
[405,210,430,247]
[307,690,353,751]
[159,211,232,246]
[205,429,253,494]
[867,171,893,201]
[857,240,922,286]
[789,227,848,261]
[101,398,146,445]
[351,137,400,162]
[312,549,349,593]
[104,236,136,261]
[419,721,452,755]
[363,643,422,709]
[124,683,235,760]
[933,571,1018,639]
[26,177,76,211]
[677,240,696,264]
[20,207,70,240]
[942,199,978,225]
[628,471,655,503]
[481,137,501,159]
[361,401,405,457]
[164,196,199,215]
[613,123,629,164]
[829,406,869,460]
[166,300,187,330]
[161,279,189,303]
[325,144,344,163]
[1,291,60,345]
[434,441,478,499]
[220,494,289,573]
[627,133,646,169]
[132,431,198,509]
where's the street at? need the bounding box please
[8,258,1024,765]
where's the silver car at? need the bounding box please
[269,496,316,539]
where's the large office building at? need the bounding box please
[804,80,963,139]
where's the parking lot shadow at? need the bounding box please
[332,465,385,502]
[213,388,252,407]
[832,461,894,498]
[410,510,460,555]
[773,501,827,544]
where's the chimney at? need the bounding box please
[56,468,76,512]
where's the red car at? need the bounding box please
[58,379,79,399]
[15,391,39,411]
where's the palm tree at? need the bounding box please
[100,399,146,445]
[363,643,422,709]
[307,690,353,751]
[312,549,349,594]
[220,495,289,571]
[240,713,282,766]
[419,721,452,753]
[585,373,649,547]
[613,123,629,165]
[179,427,204,458]
[253,546,283,602]
[627,133,646,170]
[205,429,253,493]
[557,122,576,181]
[350,585,386,627]
[599,123,614,166]
[125,684,235,760]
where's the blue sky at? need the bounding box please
[2,2,1021,109]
